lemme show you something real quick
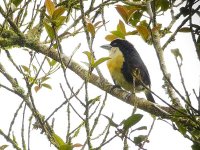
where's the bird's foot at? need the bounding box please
[124,93,132,103]
[109,85,121,93]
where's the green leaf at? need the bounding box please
[140,20,148,26]
[27,76,34,84]
[117,20,126,35]
[52,7,66,20]
[54,16,66,28]
[12,133,17,144]
[43,20,54,40]
[32,64,38,74]
[178,27,191,33]
[47,57,57,66]
[115,5,138,23]
[93,57,110,68]
[0,145,8,150]
[83,51,91,60]
[41,76,50,82]
[130,11,142,26]
[87,23,96,37]
[21,65,30,73]
[83,51,94,66]
[134,126,147,131]
[126,7,140,24]
[160,0,170,11]
[103,115,119,128]
[42,83,52,90]
[123,114,143,130]
[45,0,55,16]
[47,57,51,65]
[88,95,101,105]
[50,59,57,66]
[59,144,73,150]
[134,135,147,145]
[111,30,125,39]
[105,34,118,41]
[12,0,23,7]
[136,25,149,41]
[72,123,83,138]
[115,5,129,23]
[53,133,65,147]
[126,30,138,36]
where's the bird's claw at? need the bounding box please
[109,85,121,93]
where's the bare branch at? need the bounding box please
[0,129,22,150]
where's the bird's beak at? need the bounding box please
[100,44,112,50]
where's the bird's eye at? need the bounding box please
[111,42,117,47]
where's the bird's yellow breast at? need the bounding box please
[107,48,133,91]
[107,49,124,75]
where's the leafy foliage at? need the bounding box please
[83,51,110,70]
[44,0,66,40]
[0,0,200,150]
[122,114,143,131]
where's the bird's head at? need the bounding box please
[101,39,135,56]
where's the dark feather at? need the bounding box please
[111,39,151,87]
[110,39,155,102]
[145,90,155,102]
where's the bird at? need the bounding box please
[101,39,155,103]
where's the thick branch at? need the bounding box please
[146,2,182,107]
[0,30,172,118]
[1,30,200,140]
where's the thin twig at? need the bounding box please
[193,89,200,113]
[28,115,33,150]
[0,6,24,38]
[162,5,200,51]
[93,134,118,150]
[21,104,27,150]
[139,118,156,150]
[0,129,22,150]
[8,101,24,137]
[90,92,108,135]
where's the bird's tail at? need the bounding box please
[145,90,155,103]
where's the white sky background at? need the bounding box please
[0,0,200,150]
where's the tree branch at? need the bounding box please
[146,2,182,107]
[0,129,22,150]
[0,30,171,117]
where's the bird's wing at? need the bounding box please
[122,50,151,87]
